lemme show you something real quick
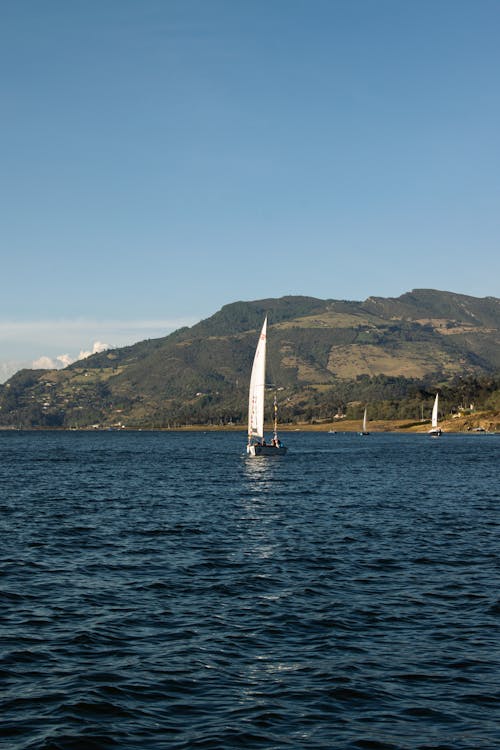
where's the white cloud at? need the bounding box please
[76,340,111,361]
[0,316,199,383]
[32,356,58,370]
[32,341,111,372]
[56,354,74,368]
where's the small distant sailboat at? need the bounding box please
[247,317,287,457]
[359,406,370,436]
[428,393,442,436]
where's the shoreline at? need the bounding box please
[1,414,499,435]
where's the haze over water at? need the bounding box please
[1,430,499,749]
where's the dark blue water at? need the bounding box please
[1,430,499,750]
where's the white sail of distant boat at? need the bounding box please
[428,393,442,436]
[247,317,287,457]
[359,406,369,435]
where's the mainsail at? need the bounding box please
[431,393,439,428]
[248,317,267,442]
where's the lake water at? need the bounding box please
[1,430,499,749]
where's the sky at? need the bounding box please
[1,0,499,381]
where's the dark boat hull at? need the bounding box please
[247,444,287,457]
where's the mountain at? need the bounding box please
[1,289,500,428]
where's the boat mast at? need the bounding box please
[273,394,278,442]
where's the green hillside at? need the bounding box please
[1,289,500,428]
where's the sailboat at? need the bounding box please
[247,317,287,456]
[428,393,442,436]
[359,406,370,435]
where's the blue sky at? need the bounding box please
[1,0,499,380]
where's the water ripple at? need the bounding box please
[1,430,499,749]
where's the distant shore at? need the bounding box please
[159,411,500,433]
[1,410,499,434]
[278,413,500,434]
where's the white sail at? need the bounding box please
[362,407,367,433]
[248,317,267,441]
[431,393,439,428]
